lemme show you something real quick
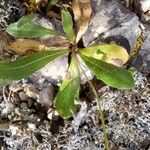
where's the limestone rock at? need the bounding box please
[139,29,150,72]
[134,0,150,24]
[135,0,150,13]
[82,0,140,54]
[38,84,54,109]
[0,0,24,31]
[141,13,150,24]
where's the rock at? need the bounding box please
[72,101,88,133]
[35,15,63,33]
[38,84,54,109]
[133,0,150,25]
[135,0,150,13]
[82,0,140,54]
[123,0,150,15]
[39,55,69,84]
[0,0,24,32]
[141,12,150,24]
[19,91,28,101]
[38,54,94,85]
[24,85,38,99]
[81,0,150,72]
[35,15,69,48]
[139,28,150,72]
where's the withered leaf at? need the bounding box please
[6,39,52,55]
[72,0,92,43]
[6,37,69,55]
[79,44,129,67]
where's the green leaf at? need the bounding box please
[0,50,68,80]
[56,56,80,119]
[61,9,75,43]
[79,44,129,66]
[6,14,61,38]
[80,54,134,89]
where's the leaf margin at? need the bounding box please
[80,53,134,89]
[0,49,68,80]
[55,55,80,119]
[6,13,62,38]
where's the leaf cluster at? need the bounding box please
[1,9,134,119]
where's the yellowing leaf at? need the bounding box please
[79,44,129,67]
[72,0,92,43]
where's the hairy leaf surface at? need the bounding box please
[0,50,68,80]
[61,10,75,43]
[56,56,80,119]
[6,14,61,38]
[81,54,134,89]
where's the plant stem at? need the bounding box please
[88,79,109,150]
[78,60,109,150]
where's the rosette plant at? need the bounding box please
[0,8,134,149]
[0,9,134,118]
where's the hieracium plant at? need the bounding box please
[0,6,134,150]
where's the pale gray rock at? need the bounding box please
[134,0,150,24]
[39,55,93,85]
[82,0,150,72]
[141,13,150,24]
[38,84,54,109]
[0,0,24,31]
[135,0,150,13]
[35,15,63,33]
[139,29,150,72]
[72,101,88,133]
[39,55,68,84]
[82,0,140,53]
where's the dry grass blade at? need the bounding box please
[72,0,92,43]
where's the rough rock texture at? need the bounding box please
[82,0,140,53]
[0,0,24,32]
[51,73,150,150]
[0,0,150,149]
[138,29,150,72]
[1,73,149,150]
[135,0,150,13]
[81,0,150,72]
[134,0,150,72]
[101,73,150,150]
[141,12,150,24]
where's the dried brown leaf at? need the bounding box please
[72,0,92,43]
[6,37,69,55]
